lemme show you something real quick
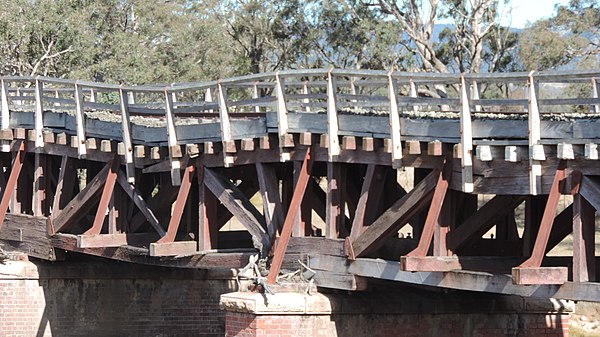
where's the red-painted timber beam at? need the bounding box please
[267,146,312,284]
[157,164,195,243]
[0,140,25,231]
[519,160,567,268]
[407,156,451,257]
[85,157,119,235]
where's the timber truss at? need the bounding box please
[0,69,600,301]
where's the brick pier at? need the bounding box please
[220,290,573,337]
[0,255,574,337]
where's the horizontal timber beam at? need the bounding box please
[309,254,600,302]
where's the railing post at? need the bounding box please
[127,91,135,105]
[252,82,260,113]
[302,81,311,113]
[1,78,10,130]
[471,80,481,112]
[592,77,599,114]
[217,82,233,166]
[89,88,96,103]
[0,78,9,152]
[275,73,290,160]
[528,72,542,195]
[460,75,474,193]
[205,87,213,113]
[409,79,418,113]
[34,77,44,148]
[74,82,87,158]
[350,76,358,110]
[119,86,135,183]
[164,86,182,185]
[388,73,402,168]
[326,71,341,160]
[53,90,60,107]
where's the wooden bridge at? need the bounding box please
[1,68,600,302]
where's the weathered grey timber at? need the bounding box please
[2,69,600,302]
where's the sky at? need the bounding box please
[502,0,570,28]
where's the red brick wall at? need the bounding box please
[1,258,572,337]
[0,260,238,337]
[224,312,570,337]
[0,279,47,337]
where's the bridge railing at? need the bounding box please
[1,70,599,181]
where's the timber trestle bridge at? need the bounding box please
[1,68,600,302]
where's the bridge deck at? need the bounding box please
[1,69,600,301]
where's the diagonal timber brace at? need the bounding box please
[348,166,439,259]
[349,164,382,240]
[0,140,24,231]
[203,165,270,255]
[85,157,119,235]
[197,165,218,251]
[256,162,284,239]
[267,146,313,284]
[446,195,526,252]
[216,179,260,230]
[513,161,569,285]
[157,164,195,243]
[406,157,452,257]
[128,182,177,233]
[117,170,166,237]
[51,158,113,233]
[519,160,567,268]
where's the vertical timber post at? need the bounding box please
[573,193,595,282]
[459,75,474,193]
[388,73,402,168]
[74,82,87,158]
[528,72,542,195]
[326,71,340,160]
[119,86,135,183]
[164,86,182,185]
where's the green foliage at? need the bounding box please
[0,0,596,85]
[519,0,600,70]
[307,0,406,70]
[0,0,239,83]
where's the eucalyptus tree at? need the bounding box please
[306,0,406,70]
[519,0,600,70]
[208,0,313,74]
[0,0,83,77]
[367,0,515,74]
